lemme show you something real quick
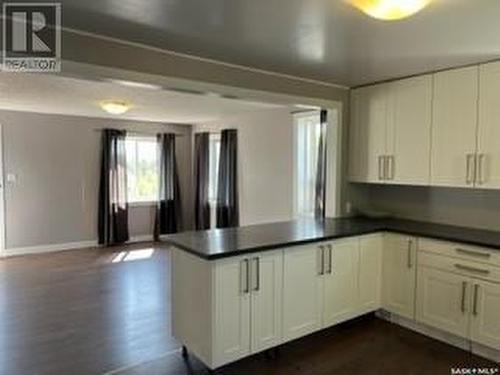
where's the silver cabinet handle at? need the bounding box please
[454,263,490,275]
[407,239,413,269]
[252,257,260,292]
[461,281,467,313]
[473,284,480,316]
[387,155,395,180]
[318,246,325,275]
[476,153,485,185]
[241,259,250,294]
[326,244,333,274]
[378,155,384,180]
[466,154,475,185]
[455,248,491,259]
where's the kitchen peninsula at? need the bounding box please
[166,217,500,370]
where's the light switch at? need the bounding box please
[7,173,17,184]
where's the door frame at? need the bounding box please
[0,124,5,256]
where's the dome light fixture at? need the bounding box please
[100,100,131,115]
[348,0,430,20]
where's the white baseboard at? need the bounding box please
[2,234,156,257]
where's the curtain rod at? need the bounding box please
[92,128,186,137]
[290,109,321,115]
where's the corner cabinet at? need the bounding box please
[382,233,417,320]
[348,75,432,185]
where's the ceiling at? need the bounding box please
[0,73,284,123]
[27,0,500,86]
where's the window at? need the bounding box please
[294,111,322,218]
[125,136,159,203]
[208,134,221,227]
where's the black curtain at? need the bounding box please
[315,110,327,220]
[194,133,211,230]
[154,133,182,239]
[98,129,130,246]
[216,129,239,228]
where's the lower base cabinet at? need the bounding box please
[470,279,500,350]
[382,234,417,319]
[416,266,470,338]
[282,235,383,342]
[173,233,500,370]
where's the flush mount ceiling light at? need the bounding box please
[348,0,430,20]
[99,100,131,115]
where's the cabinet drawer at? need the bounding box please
[418,238,500,267]
[418,251,500,283]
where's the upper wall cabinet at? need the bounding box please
[348,75,432,185]
[349,84,388,183]
[477,61,500,189]
[430,66,479,187]
[388,75,433,185]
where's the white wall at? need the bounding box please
[0,110,192,252]
[197,107,295,226]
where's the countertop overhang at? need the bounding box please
[163,217,500,260]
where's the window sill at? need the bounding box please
[129,201,157,207]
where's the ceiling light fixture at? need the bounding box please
[348,0,430,20]
[107,79,163,90]
[100,100,131,115]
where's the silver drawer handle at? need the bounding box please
[473,284,480,316]
[454,263,490,275]
[241,259,250,294]
[407,239,413,269]
[466,154,475,185]
[318,246,325,275]
[455,248,491,259]
[460,281,467,313]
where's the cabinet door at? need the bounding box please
[250,250,283,353]
[382,234,417,320]
[416,267,470,338]
[358,234,383,314]
[282,245,323,342]
[470,280,500,350]
[431,67,479,187]
[323,238,360,327]
[349,85,388,183]
[477,62,500,188]
[213,256,251,365]
[388,75,432,185]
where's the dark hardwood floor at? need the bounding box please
[0,244,496,375]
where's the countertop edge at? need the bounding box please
[165,225,500,261]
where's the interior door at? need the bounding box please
[250,250,283,353]
[358,234,383,314]
[388,75,432,185]
[431,66,479,187]
[477,61,500,188]
[213,256,251,365]
[416,267,470,338]
[470,279,500,350]
[382,234,417,320]
[323,238,359,327]
[282,245,323,342]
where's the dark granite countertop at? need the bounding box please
[163,217,500,260]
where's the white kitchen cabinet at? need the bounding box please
[349,76,432,185]
[382,233,417,320]
[470,279,500,350]
[250,251,283,353]
[358,234,383,313]
[282,244,323,342]
[388,75,432,185]
[431,66,479,187]
[323,238,360,327]
[416,267,470,338]
[348,84,388,183]
[214,250,284,362]
[477,61,500,188]
[213,256,251,364]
